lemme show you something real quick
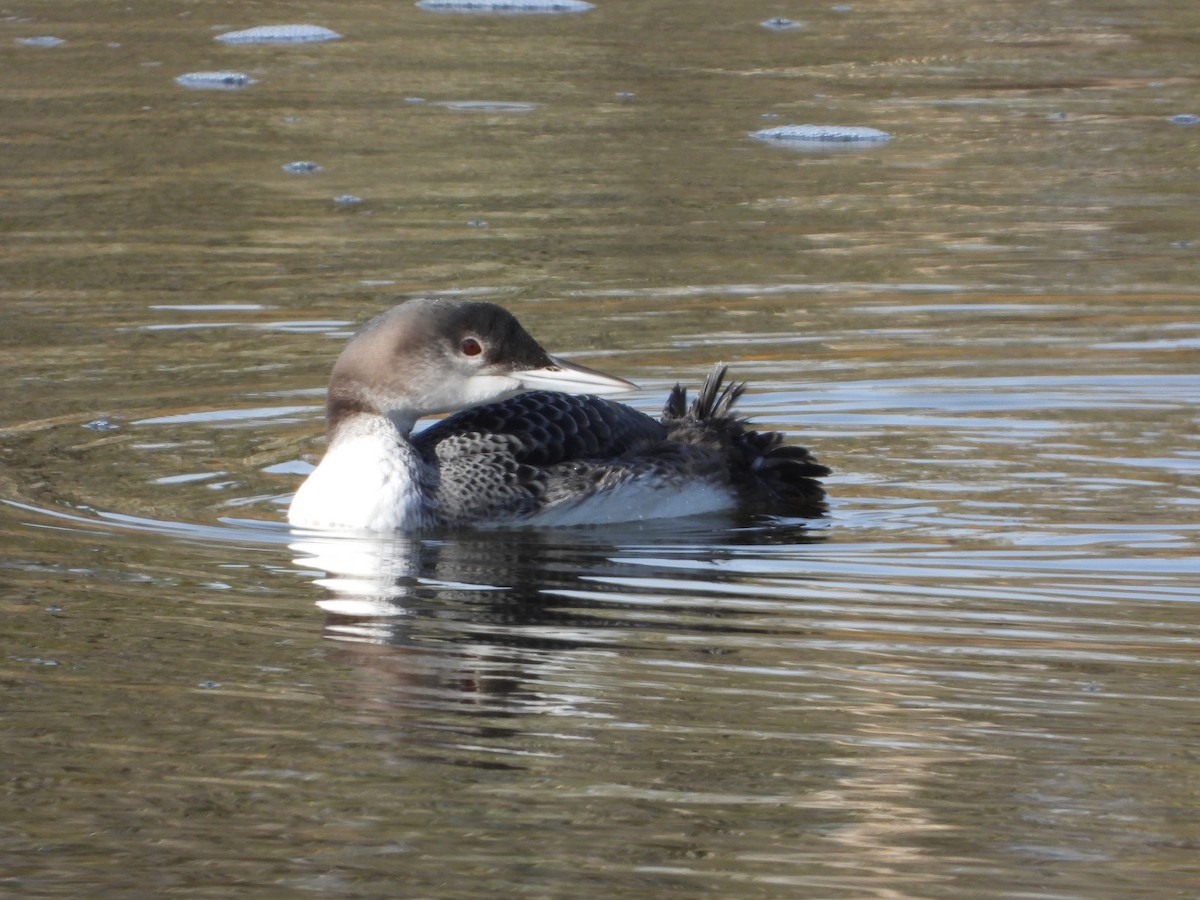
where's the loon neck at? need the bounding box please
[326,387,419,442]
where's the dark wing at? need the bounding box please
[410,392,666,525]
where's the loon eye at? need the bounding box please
[460,337,483,357]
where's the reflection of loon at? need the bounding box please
[298,523,828,722]
[288,299,829,531]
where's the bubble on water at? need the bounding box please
[416,0,594,13]
[750,124,893,145]
[1168,113,1200,126]
[214,24,342,44]
[333,195,363,205]
[282,161,324,174]
[761,17,804,31]
[17,36,66,47]
[175,71,256,90]
[83,418,119,431]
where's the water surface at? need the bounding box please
[2,0,1198,896]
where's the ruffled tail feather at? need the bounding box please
[662,364,829,514]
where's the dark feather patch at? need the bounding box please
[411,392,666,526]
[661,365,830,513]
[411,369,829,526]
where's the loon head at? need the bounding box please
[325,298,637,435]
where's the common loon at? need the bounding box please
[287,298,829,531]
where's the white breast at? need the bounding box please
[287,416,425,531]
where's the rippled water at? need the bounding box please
[3,0,1198,896]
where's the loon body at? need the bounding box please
[287,299,828,531]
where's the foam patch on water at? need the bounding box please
[436,100,537,113]
[750,124,893,146]
[416,0,594,13]
[16,36,66,47]
[175,71,256,90]
[282,161,324,174]
[214,24,342,44]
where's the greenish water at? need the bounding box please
[2,0,1198,896]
